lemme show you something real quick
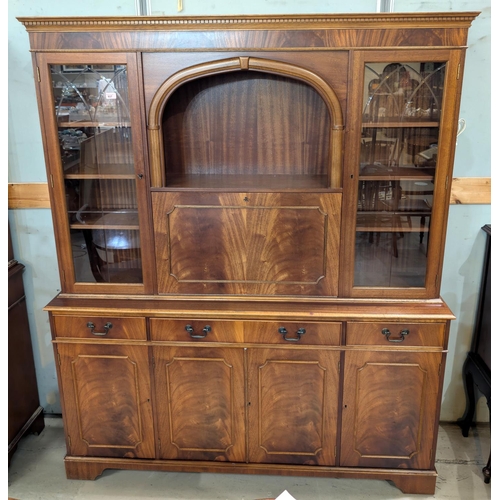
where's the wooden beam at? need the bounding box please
[7,178,491,209]
[8,183,50,209]
[449,177,491,205]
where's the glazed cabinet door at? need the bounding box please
[247,348,340,465]
[342,50,464,298]
[153,346,246,462]
[57,343,155,458]
[35,53,153,294]
[340,350,443,469]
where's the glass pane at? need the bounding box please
[354,62,444,288]
[51,64,142,283]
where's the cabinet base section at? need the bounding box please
[64,456,437,495]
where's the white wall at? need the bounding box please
[8,0,491,421]
[398,0,491,421]
[148,0,376,15]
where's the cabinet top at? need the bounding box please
[18,12,479,32]
[44,295,456,321]
[18,12,479,51]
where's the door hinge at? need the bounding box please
[438,363,442,376]
[36,66,41,82]
[445,175,449,191]
[67,434,72,448]
[457,63,461,80]
[57,352,61,365]
[50,174,54,188]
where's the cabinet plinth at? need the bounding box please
[21,11,476,495]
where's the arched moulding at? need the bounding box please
[148,56,344,187]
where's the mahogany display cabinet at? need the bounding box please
[18,12,478,494]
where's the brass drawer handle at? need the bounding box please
[381,328,409,343]
[87,322,113,336]
[278,327,306,342]
[185,324,211,339]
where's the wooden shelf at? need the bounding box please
[64,163,135,179]
[356,213,430,232]
[68,211,139,230]
[362,121,439,128]
[359,167,435,181]
[164,174,331,191]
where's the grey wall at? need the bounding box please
[8,0,491,421]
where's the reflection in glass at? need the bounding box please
[354,62,444,288]
[50,64,142,284]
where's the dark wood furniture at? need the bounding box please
[8,224,45,463]
[458,224,491,483]
[18,12,478,494]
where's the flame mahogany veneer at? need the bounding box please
[19,12,478,494]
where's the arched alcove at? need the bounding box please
[148,57,343,188]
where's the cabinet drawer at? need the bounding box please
[151,319,244,342]
[247,322,341,346]
[346,322,446,347]
[53,316,146,340]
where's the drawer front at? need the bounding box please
[53,316,146,340]
[247,322,342,346]
[346,322,446,347]
[151,319,244,343]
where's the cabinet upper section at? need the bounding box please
[20,13,478,299]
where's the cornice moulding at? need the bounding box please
[17,12,480,32]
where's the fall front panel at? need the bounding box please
[152,191,341,296]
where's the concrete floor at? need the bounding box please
[8,418,491,500]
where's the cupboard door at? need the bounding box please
[354,58,442,291]
[36,53,153,294]
[57,343,154,458]
[153,346,246,462]
[153,191,341,297]
[342,50,463,298]
[247,348,339,465]
[341,350,443,469]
